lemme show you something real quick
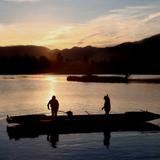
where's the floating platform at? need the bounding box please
[67,75,160,83]
[67,75,128,83]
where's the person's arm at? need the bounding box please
[102,102,105,110]
[47,101,50,110]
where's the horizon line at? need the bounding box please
[0,33,159,50]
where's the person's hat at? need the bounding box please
[52,96,56,99]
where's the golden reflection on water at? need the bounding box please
[44,75,71,115]
[1,75,160,117]
[45,75,57,82]
[45,75,57,101]
[13,75,60,115]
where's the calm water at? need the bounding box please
[0,75,160,160]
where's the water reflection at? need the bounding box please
[6,122,160,149]
[46,131,111,149]
[7,123,160,150]
[103,131,111,149]
[47,131,59,148]
[7,125,111,149]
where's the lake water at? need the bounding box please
[0,75,160,160]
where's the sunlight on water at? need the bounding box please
[0,75,160,160]
[45,75,57,104]
[0,75,160,116]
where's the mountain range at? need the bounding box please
[0,33,160,74]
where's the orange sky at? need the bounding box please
[0,0,160,49]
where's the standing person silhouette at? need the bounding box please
[47,96,59,117]
[102,95,111,114]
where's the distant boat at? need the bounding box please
[67,74,160,83]
[67,75,128,83]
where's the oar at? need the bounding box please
[85,111,90,115]
[85,109,103,115]
[58,110,67,114]
[60,110,91,115]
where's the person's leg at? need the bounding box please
[54,110,58,117]
[54,107,58,117]
[51,109,54,117]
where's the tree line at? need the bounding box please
[0,52,159,74]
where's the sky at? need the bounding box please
[0,0,160,49]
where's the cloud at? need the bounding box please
[34,4,160,49]
[0,23,56,46]
[0,2,160,49]
[4,0,39,2]
[143,12,160,22]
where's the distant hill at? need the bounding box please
[0,45,52,59]
[53,33,160,62]
[0,34,160,74]
[52,33,160,74]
